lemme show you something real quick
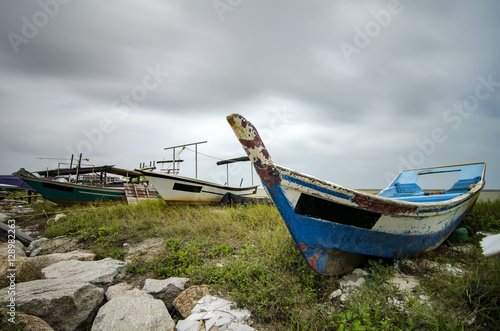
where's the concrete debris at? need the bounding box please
[329,268,368,303]
[177,295,254,331]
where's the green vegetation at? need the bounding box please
[17,199,500,330]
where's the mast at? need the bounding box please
[164,141,207,178]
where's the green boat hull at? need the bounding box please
[21,177,126,204]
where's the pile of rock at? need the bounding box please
[0,234,255,331]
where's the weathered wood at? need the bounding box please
[0,221,35,246]
[124,184,158,205]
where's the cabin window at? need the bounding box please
[42,182,75,193]
[294,194,380,229]
[173,183,202,193]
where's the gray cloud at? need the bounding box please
[1,0,499,189]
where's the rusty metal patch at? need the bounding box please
[352,194,418,215]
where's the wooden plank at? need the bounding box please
[0,222,35,246]
[124,184,158,204]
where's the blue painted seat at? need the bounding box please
[445,176,481,194]
[393,183,424,197]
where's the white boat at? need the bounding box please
[139,142,258,204]
[140,170,258,204]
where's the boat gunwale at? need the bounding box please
[272,163,485,214]
[19,175,126,192]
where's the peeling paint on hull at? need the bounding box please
[227,113,486,276]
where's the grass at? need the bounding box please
[15,199,500,330]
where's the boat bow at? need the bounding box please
[227,114,281,187]
[227,113,486,276]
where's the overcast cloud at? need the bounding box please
[1,0,499,190]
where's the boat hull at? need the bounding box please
[21,177,126,205]
[263,168,480,275]
[142,171,258,204]
[227,113,485,275]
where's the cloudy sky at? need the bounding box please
[1,0,499,190]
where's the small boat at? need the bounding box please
[139,142,258,204]
[13,166,143,205]
[227,113,486,275]
[139,170,258,205]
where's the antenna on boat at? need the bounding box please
[164,141,207,178]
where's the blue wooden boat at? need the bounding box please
[227,114,486,275]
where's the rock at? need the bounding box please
[27,237,48,256]
[0,240,26,257]
[0,278,104,331]
[28,250,95,271]
[388,272,420,294]
[105,282,135,301]
[179,295,254,331]
[0,255,42,288]
[91,289,175,331]
[396,259,466,277]
[42,258,126,287]
[0,241,39,288]
[386,271,430,312]
[173,285,210,318]
[0,308,53,330]
[329,268,367,303]
[142,277,190,311]
[28,236,81,256]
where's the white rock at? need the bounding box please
[28,250,95,271]
[0,278,104,331]
[352,268,369,276]
[28,236,81,256]
[91,289,175,331]
[329,289,342,301]
[105,282,135,301]
[42,257,126,286]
